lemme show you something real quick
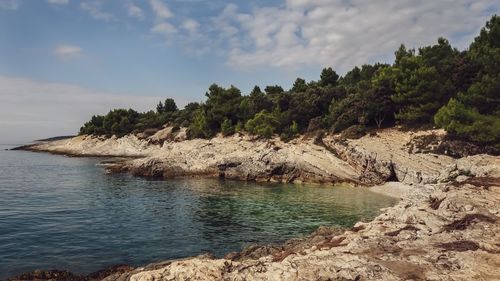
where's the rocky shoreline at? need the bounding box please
[9,128,500,280]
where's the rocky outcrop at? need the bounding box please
[21,128,499,187]
[321,129,499,185]
[115,136,361,184]
[14,128,500,280]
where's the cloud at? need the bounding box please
[181,19,199,34]
[126,2,143,18]
[0,75,164,144]
[151,22,177,36]
[0,0,20,10]
[80,0,114,21]
[54,44,83,59]
[150,0,172,19]
[209,0,499,72]
[47,0,69,5]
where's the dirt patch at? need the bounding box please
[436,240,480,252]
[444,214,496,231]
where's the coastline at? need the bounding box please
[8,128,500,280]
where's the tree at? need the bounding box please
[280,120,300,141]
[157,101,164,113]
[390,38,458,125]
[341,66,361,86]
[319,67,339,87]
[235,121,244,133]
[291,78,308,92]
[188,108,210,138]
[468,15,500,76]
[250,85,262,96]
[77,16,499,145]
[244,110,279,138]
[204,84,242,131]
[435,99,500,144]
[264,85,284,96]
[433,16,500,145]
[458,74,500,114]
[394,44,414,65]
[221,118,234,136]
[163,98,178,113]
[239,86,272,121]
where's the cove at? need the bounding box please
[0,145,397,279]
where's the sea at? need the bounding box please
[0,144,397,278]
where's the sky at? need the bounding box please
[0,0,498,144]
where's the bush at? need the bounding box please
[235,121,244,133]
[188,109,211,139]
[434,99,500,144]
[221,118,234,136]
[245,110,279,138]
[280,121,299,141]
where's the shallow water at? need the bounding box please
[0,144,397,278]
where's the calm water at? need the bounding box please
[0,144,397,278]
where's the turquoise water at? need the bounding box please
[0,144,397,278]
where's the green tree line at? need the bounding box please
[80,16,500,146]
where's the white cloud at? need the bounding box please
[0,76,164,144]
[0,0,20,10]
[150,0,172,19]
[151,22,177,36]
[47,0,69,5]
[126,1,143,18]
[210,0,499,72]
[80,1,114,21]
[182,19,199,34]
[54,44,83,59]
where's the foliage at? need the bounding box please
[433,16,500,146]
[291,78,308,92]
[79,16,500,146]
[157,98,178,113]
[435,99,500,144]
[244,110,279,138]
[280,120,299,141]
[390,38,458,125]
[320,67,339,87]
[221,118,234,136]
[188,108,211,138]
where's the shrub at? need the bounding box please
[434,99,500,144]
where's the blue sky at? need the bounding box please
[0,0,296,100]
[0,0,498,143]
